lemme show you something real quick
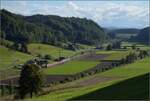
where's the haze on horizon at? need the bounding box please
[1,0,149,29]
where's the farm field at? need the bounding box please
[116,33,138,39]
[28,43,83,58]
[121,42,150,50]
[24,57,150,101]
[0,43,92,79]
[96,50,131,60]
[28,43,91,58]
[45,60,99,75]
[0,46,33,70]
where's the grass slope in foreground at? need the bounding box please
[72,73,149,100]
[25,57,150,101]
[45,60,99,75]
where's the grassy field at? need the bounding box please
[73,73,149,100]
[121,42,150,50]
[0,43,79,69]
[96,50,117,54]
[0,46,33,70]
[45,60,99,75]
[96,50,131,60]
[24,57,150,101]
[28,43,78,58]
[77,44,93,50]
[0,43,92,77]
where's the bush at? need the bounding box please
[44,54,52,60]
[37,54,42,58]
[106,44,112,51]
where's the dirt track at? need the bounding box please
[75,76,122,87]
[42,75,123,95]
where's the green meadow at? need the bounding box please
[24,57,150,101]
[96,50,131,60]
[45,60,99,75]
[122,42,150,50]
[28,43,76,58]
[0,46,33,70]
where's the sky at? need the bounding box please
[1,0,150,28]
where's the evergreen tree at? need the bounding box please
[18,64,45,99]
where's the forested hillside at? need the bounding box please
[107,28,140,34]
[0,9,107,46]
[130,27,150,45]
[103,28,140,40]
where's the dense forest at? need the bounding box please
[106,28,140,34]
[130,27,150,45]
[0,9,108,46]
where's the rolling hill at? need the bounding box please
[131,27,150,45]
[0,9,107,45]
[104,28,139,39]
[0,46,33,70]
[71,73,149,100]
[28,43,76,58]
[24,57,150,101]
[108,28,140,34]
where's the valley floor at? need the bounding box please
[1,43,150,101]
[22,57,150,101]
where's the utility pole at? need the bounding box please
[59,49,61,59]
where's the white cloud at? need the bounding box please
[68,1,79,11]
[1,1,149,28]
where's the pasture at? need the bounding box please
[24,57,150,101]
[0,46,33,70]
[45,60,99,75]
[121,42,150,50]
[28,43,81,58]
[96,50,131,60]
[72,73,149,100]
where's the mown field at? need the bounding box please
[24,57,150,101]
[45,60,99,75]
[96,50,131,60]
